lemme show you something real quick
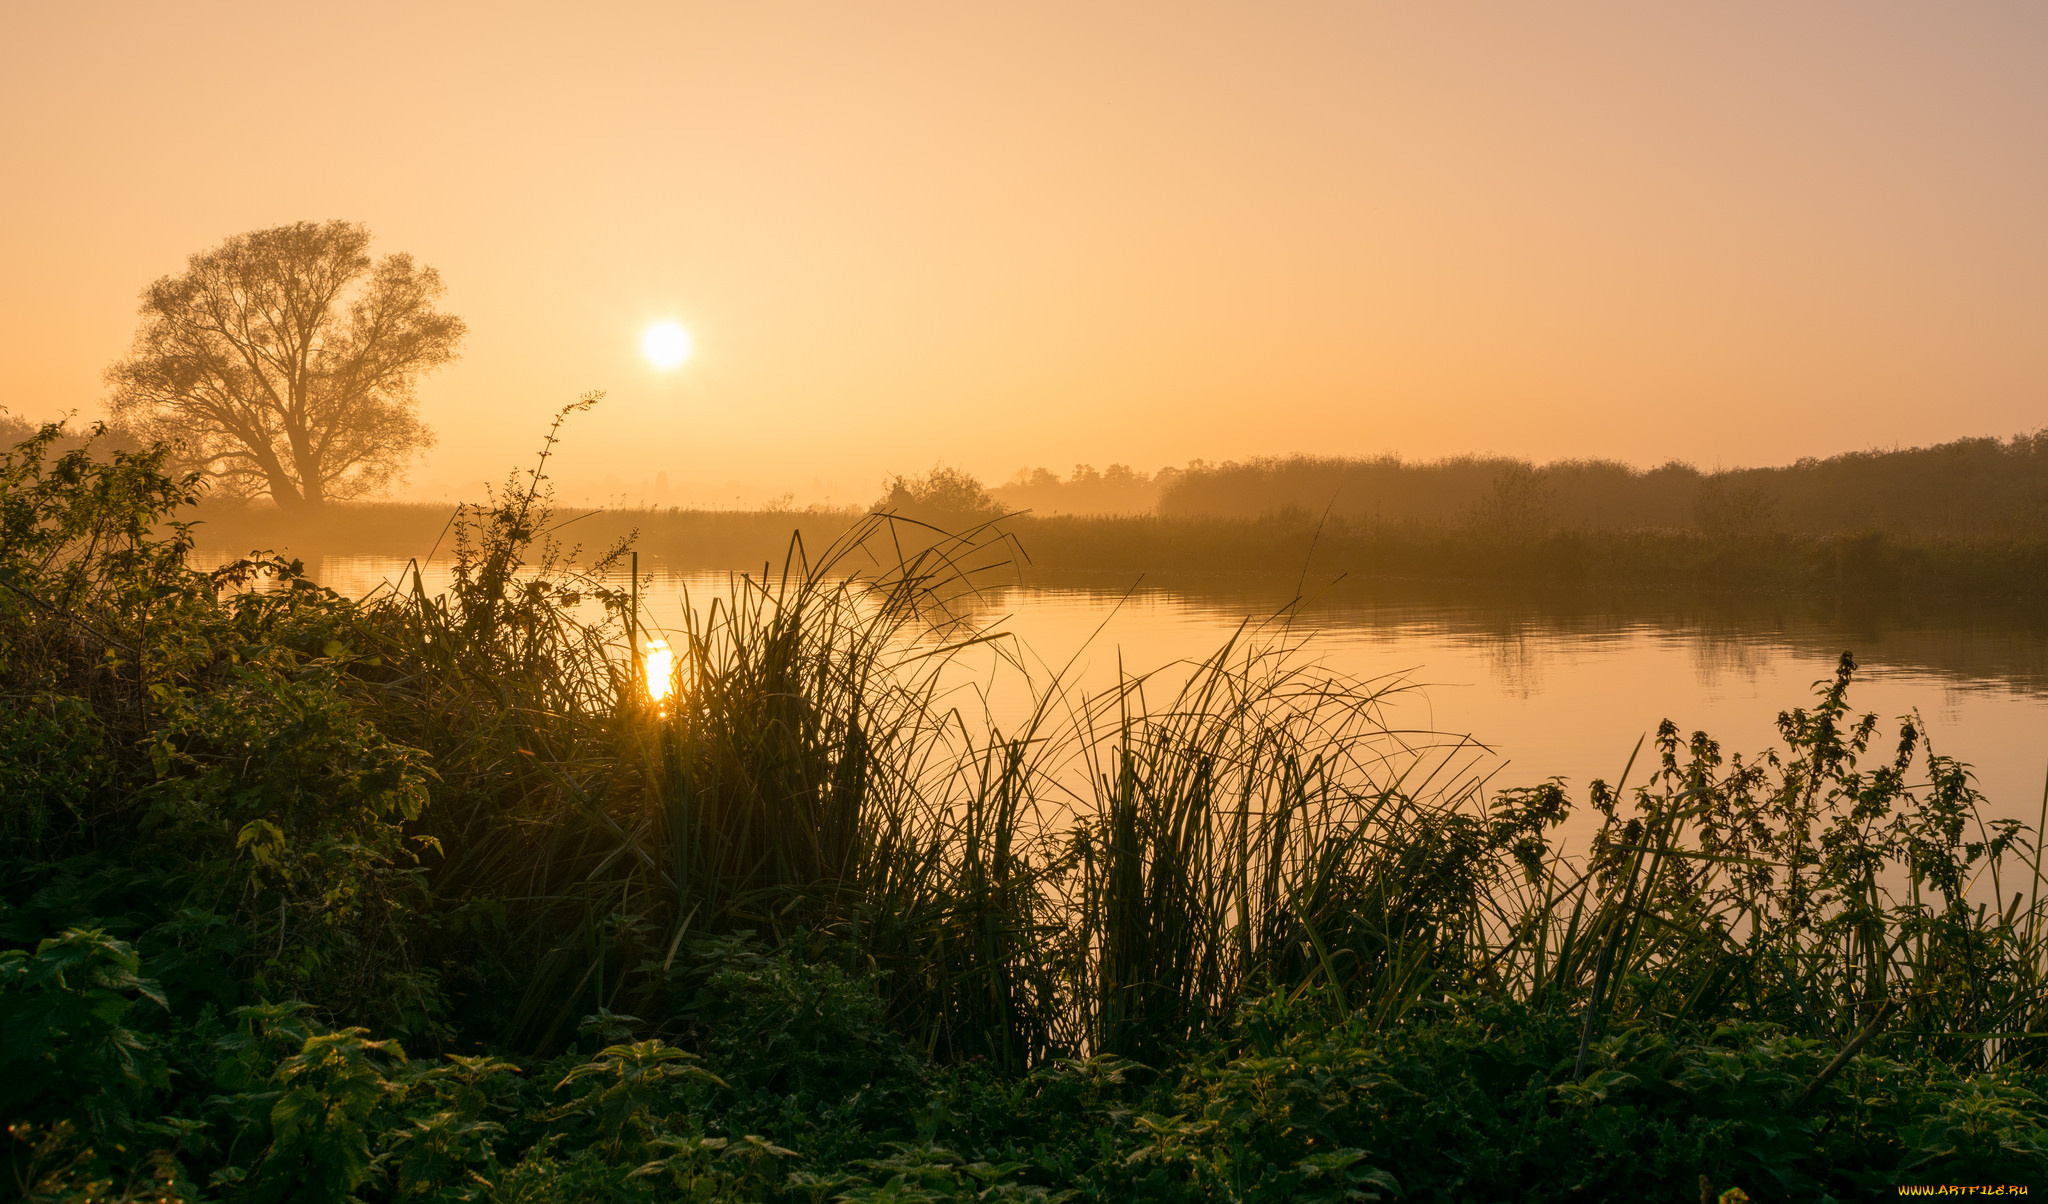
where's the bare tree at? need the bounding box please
[108,221,464,510]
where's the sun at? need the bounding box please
[641,321,693,370]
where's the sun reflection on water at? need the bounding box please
[644,638,675,704]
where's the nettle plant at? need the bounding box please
[1570,652,2042,1052]
[0,423,443,1029]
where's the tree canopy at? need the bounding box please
[107,220,464,510]
[873,465,1003,527]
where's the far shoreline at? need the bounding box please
[178,500,2048,604]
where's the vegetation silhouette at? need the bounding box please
[992,463,1176,516]
[150,430,2048,602]
[874,464,1006,527]
[1159,435,2048,538]
[2,418,2044,1198]
[105,220,463,512]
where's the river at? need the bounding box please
[201,551,2048,840]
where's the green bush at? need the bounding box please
[2,418,2043,1200]
[0,928,169,1135]
[680,939,923,1103]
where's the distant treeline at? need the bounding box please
[1159,435,2048,537]
[0,412,140,456]
[183,500,2048,600]
[1010,513,2048,599]
[96,415,2048,599]
[991,462,1174,515]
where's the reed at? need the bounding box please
[6,418,2047,1196]
[342,432,2048,1072]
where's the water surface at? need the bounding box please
[206,553,2048,830]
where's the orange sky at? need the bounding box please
[3,2,2044,507]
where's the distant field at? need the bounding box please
[184,501,865,571]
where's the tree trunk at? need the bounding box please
[286,421,324,509]
[266,471,308,511]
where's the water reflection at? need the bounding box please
[975,573,2048,826]
[1689,631,1771,694]
[1481,630,1546,700]
[644,638,676,705]
[188,552,2048,826]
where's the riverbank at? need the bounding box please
[8,433,2044,1197]
[187,501,2048,599]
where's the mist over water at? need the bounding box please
[14,5,2048,1186]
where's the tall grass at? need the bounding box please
[10,417,2048,1195]
[311,418,2048,1081]
[8,410,2047,1074]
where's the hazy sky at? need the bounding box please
[3,2,2044,506]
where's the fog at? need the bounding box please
[4,2,2047,507]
